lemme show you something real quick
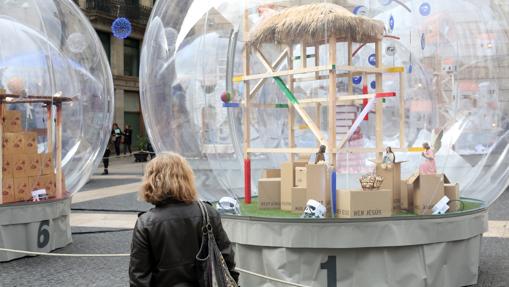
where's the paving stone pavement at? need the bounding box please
[0,230,132,287]
[0,158,508,286]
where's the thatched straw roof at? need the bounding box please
[249,3,385,47]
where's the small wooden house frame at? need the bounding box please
[0,94,72,201]
[235,3,406,203]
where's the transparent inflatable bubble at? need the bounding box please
[141,0,509,212]
[0,0,113,199]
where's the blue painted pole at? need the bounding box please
[331,170,337,217]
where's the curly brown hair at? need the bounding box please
[140,152,198,204]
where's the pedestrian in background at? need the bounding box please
[112,123,123,156]
[146,141,155,160]
[102,136,114,175]
[124,124,133,155]
[129,152,239,286]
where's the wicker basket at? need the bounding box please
[359,174,384,191]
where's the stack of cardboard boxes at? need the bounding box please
[1,109,58,204]
[258,159,330,214]
[257,156,461,217]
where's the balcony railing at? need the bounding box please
[84,0,151,24]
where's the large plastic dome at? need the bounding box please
[141,0,509,208]
[0,0,113,196]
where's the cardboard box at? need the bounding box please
[21,132,38,154]
[337,189,392,218]
[258,178,281,209]
[306,163,330,208]
[262,169,280,178]
[29,176,45,192]
[41,174,57,198]
[3,110,22,133]
[12,154,28,178]
[295,167,307,188]
[40,153,54,175]
[444,183,460,212]
[291,187,307,213]
[25,154,42,177]
[14,177,31,202]
[3,154,14,177]
[411,174,445,215]
[1,177,15,204]
[400,180,414,211]
[3,132,24,154]
[375,161,406,212]
[280,161,307,211]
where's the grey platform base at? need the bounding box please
[222,209,488,287]
[0,198,72,262]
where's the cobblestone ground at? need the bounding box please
[0,158,508,286]
[0,230,132,287]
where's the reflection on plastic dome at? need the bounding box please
[141,0,509,212]
[0,0,113,198]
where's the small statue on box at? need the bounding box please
[314,145,326,164]
[419,142,437,175]
[381,146,395,169]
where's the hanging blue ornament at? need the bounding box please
[419,3,431,16]
[420,33,426,50]
[368,54,376,66]
[352,76,363,85]
[370,81,376,89]
[389,15,395,32]
[353,5,368,16]
[408,64,413,74]
[112,17,132,39]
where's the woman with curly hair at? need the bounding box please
[129,152,239,286]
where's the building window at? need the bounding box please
[124,38,140,77]
[97,31,111,62]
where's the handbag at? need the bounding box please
[195,201,238,287]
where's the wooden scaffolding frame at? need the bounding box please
[238,5,406,203]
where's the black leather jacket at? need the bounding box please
[129,199,239,286]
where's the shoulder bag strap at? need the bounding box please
[197,201,212,233]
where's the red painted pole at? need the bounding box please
[244,158,251,204]
[362,84,369,121]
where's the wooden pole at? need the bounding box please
[399,71,406,148]
[347,41,353,95]
[242,2,251,203]
[314,44,320,79]
[300,42,307,69]
[288,45,295,162]
[375,41,384,160]
[0,102,3,203]
[55,103,63,199]
[249,49,288,98]
[328,36,337,166]
[316,103,321,146]
[46,104,53,153]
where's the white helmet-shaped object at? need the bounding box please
[216,197,240,215]
[302,199,326,219]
